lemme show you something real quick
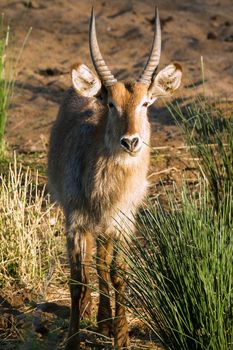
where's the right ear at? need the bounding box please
[72,64,102,97]
[148,63,182,102]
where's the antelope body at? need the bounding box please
[48,8,182,350]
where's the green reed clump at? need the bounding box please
[122,186,232,349]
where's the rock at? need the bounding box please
[224,34,233,42]
[22,1,45,9]
[207,31,217,39]
[37,67,64,77]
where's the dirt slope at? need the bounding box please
[1,0,233,151]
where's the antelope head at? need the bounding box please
[72,8,182,157]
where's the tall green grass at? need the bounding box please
[0,16,31,156]
[0,17,11,154]
[169,97,233,210]
[119,99,233,349]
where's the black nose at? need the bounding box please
[120,136,139,152]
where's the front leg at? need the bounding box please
[65,227,92,350]
[96,236,113,337]
[80,232,93,319]
[111,248,130,349]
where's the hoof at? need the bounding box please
[97,320,114,338]
[114,334,130,349]
[64,341,80,350]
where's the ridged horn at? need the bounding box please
[138,7,161,86]
[89,7,117,87]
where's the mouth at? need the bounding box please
[122,147,142,157]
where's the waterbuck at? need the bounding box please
[48,7,182,350]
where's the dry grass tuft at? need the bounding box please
[0,156,66,296]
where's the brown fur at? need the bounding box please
[48,82,150,350]
[109,82,148,135]
[48,62,181,349]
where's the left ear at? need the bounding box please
[148,63,182,103]
[71,63,101,97]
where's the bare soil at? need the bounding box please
[1,0,233,349]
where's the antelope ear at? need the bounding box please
[148,63,182,101]
[72,64,101,97]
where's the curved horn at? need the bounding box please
[89,7,117,87]
[138,7,161,86]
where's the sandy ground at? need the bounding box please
[1,0,233,151]
[0,0,233,349]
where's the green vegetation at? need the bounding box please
[0,16,31,156]
[119,99,233,349]
[169,97,233,210]
[0,17,11,154]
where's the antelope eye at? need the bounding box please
[108,102,115,109]
[143,102,149,108]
